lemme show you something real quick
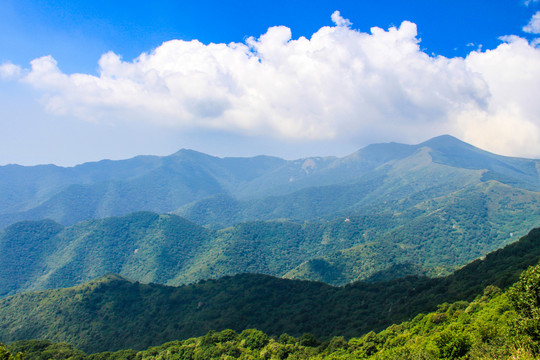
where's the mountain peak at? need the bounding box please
[419,134,475,150]
[170,148,211,157]
[168,148,225,164]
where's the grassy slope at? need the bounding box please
[285,181,540,284]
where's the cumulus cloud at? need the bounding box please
[523,11,540,34]
[459,36,540,157]
[5,12,540,157]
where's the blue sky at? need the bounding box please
[1,0,540,165]
[2,0,535,73]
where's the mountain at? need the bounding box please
[177,136,540,227]
[2,185,539,297]
[0,228,539,353]
[1,134,539,293]
[1,135,539,229]
[0,151,286,228]
[0,212,214,297]
[284,180,540,284]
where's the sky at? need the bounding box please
[1,0,540,166]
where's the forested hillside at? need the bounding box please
[1,135,538,294]
[10,263,538,359]
[2,192,539,297]
[1,135,539,357]
[0,228,538,353]
[0,150,286,228]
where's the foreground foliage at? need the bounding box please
[0,343,21,360]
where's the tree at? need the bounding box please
[240,329,269,350]
[508,262,540,354]
[0,344,22,360]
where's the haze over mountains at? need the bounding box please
[1,135,539,297]
[0,135,539,229]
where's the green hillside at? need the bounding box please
[0,151,286,228]
[1,135,539,295]
[11,263,537,359]
[285,181,540,284]
[0,228,539,353]
[4,186,540,296]
[0,212,215,297]
[2,179,540,297]
[177,135,540,228]
[0,220,64,298]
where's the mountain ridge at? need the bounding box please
[1,135,538,229]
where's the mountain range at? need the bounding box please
[1,135,539,229]
[1,135,540,358]
[1,135,540,296]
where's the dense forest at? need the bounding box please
[2,187,539,297]
[0,228,539,353]
[3,258,540,359]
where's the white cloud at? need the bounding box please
[331,11,352,27]
[523,11,540,34]
[459,36,540,157]
[0,63,22,80]
[525,0,539,7]
[5,13,540,158]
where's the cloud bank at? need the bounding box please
[4,11,540,157]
